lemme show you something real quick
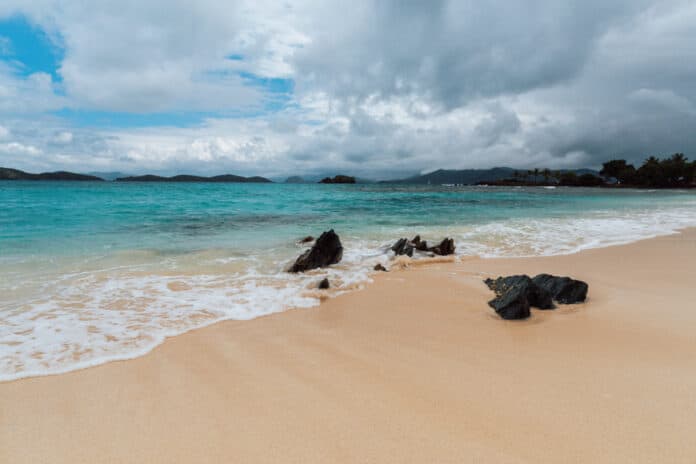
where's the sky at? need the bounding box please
[0,0,694,179]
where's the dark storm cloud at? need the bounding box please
[294,0,651,107]
[1,0,695,176]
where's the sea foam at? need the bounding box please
[2,200,696,381]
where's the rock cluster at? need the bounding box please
[391,236,456,257]
[484,274,588,320]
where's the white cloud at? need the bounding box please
[0,141,42,156]
[52,131,73,144]
[0,0,695,176]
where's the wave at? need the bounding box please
[2,204,696,382]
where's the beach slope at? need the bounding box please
[2,231,696,463]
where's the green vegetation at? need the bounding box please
[485,154,694,188]
[600,153,695,188]
[320,175,356,184]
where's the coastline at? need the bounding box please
[2,229,696,462]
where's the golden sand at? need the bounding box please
[2,230,696,463]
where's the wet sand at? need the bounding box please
[2,230,696,463]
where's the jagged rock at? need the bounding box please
[532,274,588,304]
[412,235,428,251]
[487,285,531,320]
[485,275,554,310]
[391,238,414,257]
[318,278,330,289]
[429,238,456,256]
[299,236,314,244]
[373,263,388,272]
[289,230,343,273]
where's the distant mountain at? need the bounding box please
[383,168,516,185]
[0,167,104,181]
[88,171,131,181]
[382,167,600,185]
[285,176,308,183]
[115,174,272,183]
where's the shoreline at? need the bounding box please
[2,229,696,462]
[1,226,691,383]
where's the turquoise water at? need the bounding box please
[2,181,695,380]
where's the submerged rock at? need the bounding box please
[318,278,330,289]
[412,235,428,251]
[532,274,588,304]
[299,235,314,244]
[289,230,343,273]
[373,263,388,272]
[392,235,450,257]
[429,238,456,256]
[484,275,554,310]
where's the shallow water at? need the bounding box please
[2,181,695,380]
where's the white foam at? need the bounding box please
[453,206,696,257]
[2,203,696,382]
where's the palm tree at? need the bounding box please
[533,168,540,184]
[542,168,551,184]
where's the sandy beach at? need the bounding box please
[2,229,696,463]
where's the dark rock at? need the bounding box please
[373,263,388,272]
[532,274,588,304]
[299,236,314,244]
[487,286,531,320]
[429,238,456,256]
[412,235,428,251]
[289,230,343,273]
[484,275,554,310]
[391,238,414,257]
[318,278,330,289]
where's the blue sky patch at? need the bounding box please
[53,109,216,128]
[1,16,296,130]
[0,14,63,81]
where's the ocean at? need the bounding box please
[1,181,695,381]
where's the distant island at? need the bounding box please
[0,167,104,181]
[382,167,600,185]
[320,175,356,184]
[476,154,695,188]
[0,168,273,183]
[3,154,694,188]
[380,154,695,189]
[114,174,272,183]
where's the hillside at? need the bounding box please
[383,168,600,185]
[0,167,104,181]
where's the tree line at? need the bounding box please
[599,154,695,188]
[504,153,695,188]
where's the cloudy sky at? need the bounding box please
[0,1,694,179]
